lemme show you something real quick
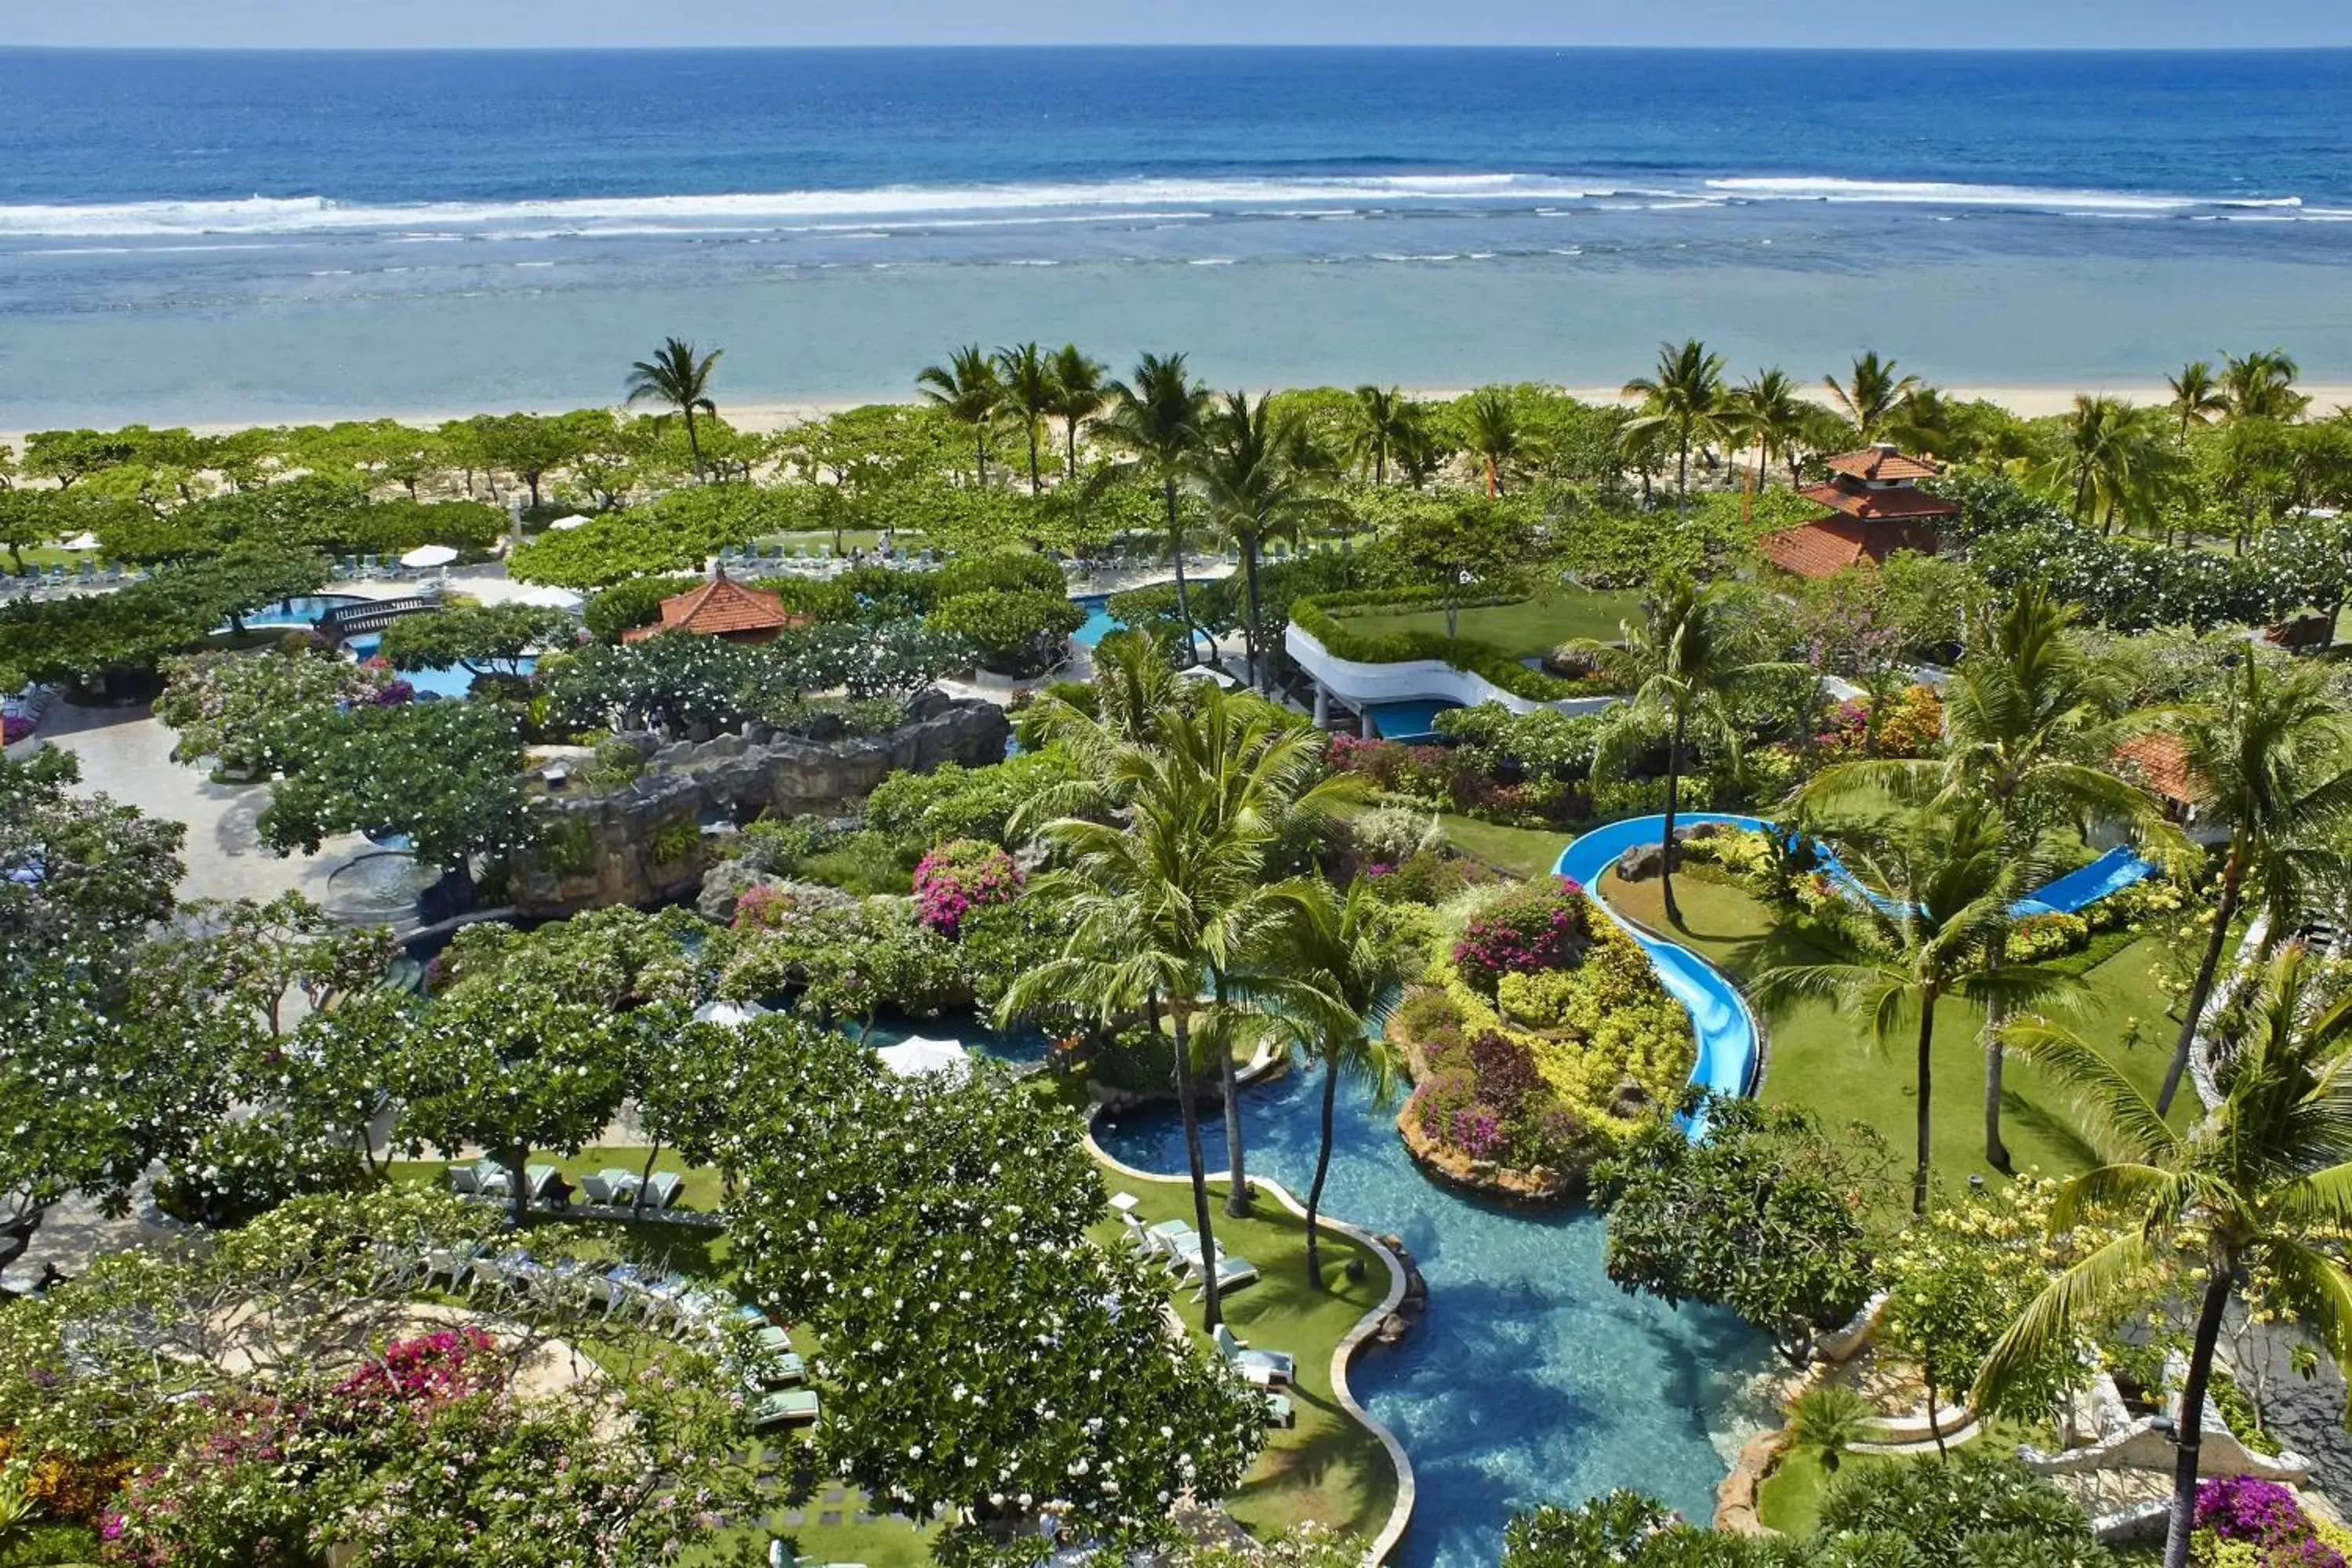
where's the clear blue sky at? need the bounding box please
[13,0,2351,49]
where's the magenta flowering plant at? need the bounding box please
[912,838,1024,938]
[336,1325,503,1414]
[2195,1475,2330,1553]
[1451,877,1592,994]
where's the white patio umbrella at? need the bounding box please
[507,584,585,611]
[876,1036,970,1078]
[400,544,459,569]
[57,532,100,552]
[548,514,593,532]
[692,997,771,1029]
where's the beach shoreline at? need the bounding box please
[13,383,2346,451]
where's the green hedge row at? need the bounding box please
[1288,589,1616,702]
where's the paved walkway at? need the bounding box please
[38,700,376,908]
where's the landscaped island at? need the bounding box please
[5,336,2352,1568]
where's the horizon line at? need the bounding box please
[4,41,2348,54]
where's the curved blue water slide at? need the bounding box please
[1550,813,2160,1116]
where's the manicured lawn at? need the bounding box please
[1599,869,2183,1209]
[1331,588,1643,659]
[1091,1174,1400,1542]
[1435,813,1570,880]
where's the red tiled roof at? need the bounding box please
[1756,517,1940,579]
[1822,446,1943,481]
[2113,733,2197,805]
[1798,480,1960,522]
[621,572,798,641]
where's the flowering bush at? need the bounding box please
[2,713,33,744]
[1813,684,1944,760]
[913,838,1024,938]
[1452,878,1592,994]
[2006,911,2092,964]
[335,1327,503,1413]
[2190,1476,2352,1568]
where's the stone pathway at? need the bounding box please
[38,700,376,909]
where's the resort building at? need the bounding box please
[1756,443,1957,580]
[620,569,806,644]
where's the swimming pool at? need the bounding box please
[1094,1074,1773,1568]
[1072,593,1122,648]
[343,632,535,701]
[227,593,368,631]
[1363,700,1463,741]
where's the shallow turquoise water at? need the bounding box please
[228,593,367,630]
[1364,699,1461,740]
[1094,1069,1773,1568]
[1071,594,1121,648]
[343,631,535,701]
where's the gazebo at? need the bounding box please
[1756,444,1957,580]
[620,568,806,645]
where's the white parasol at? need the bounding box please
[876,1036,970,1078]
[692,998,771,1029]
[57,532,100,551]
[400,544,459,569]
[548,514,593,532]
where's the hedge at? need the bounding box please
[1289,588,1617,701]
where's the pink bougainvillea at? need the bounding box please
[913,839,1023,938]
[336,1325,503,1413]
[1451,877,1592,993]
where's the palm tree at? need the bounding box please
[1784,1383,1875,1475]
[2167,360,2230,439]
[1979,944,2352,1568]
[1593,571,1791,927]
[624,337,721,481]
[1046,343,1110,481]
[2153,657,2352,1116]
[1194,390,1336,692]
[2044,395,2178,536]
[1623,339,1728,515]
[1259,877,1412,1287]
[2222,348,2308,423]
[1343,386,1425,487]
[1761,802,2080,1215]
[916,344,1005,486]
[993,342,1057,496]
[1721,368,1809,492]
[1801,585,2177,1170]
[1823,350,1922,443]
[1458,387,1522,499]
[1097,353,1210,662]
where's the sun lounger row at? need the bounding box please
[1117,1207,1262,1299]
[446,1159,685,1211]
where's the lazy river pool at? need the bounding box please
[1095,1073,1776,1568]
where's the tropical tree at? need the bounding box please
[1801,584,2176,1168]
[1979,943,2352,1568]
[2044,394,2178,535]
[1343,385,1425,487]
[1046,343,1111,480]
[623,337,721,481]
[2167,360,2231,438]
[1195,390,1335,691]
[2222,347,2308,423]
[1823,350,1922,443]
[1258,877,1411,1287]
[1097,352,1210,659]
[1624,340,1728,514]
[999,708,1269,1327]
[2153,657,2352,1115]
[1760,801,2079,1215]
[916,343,1005,486]
[1721,368,1809,490]
[1458,387,1523,499]
[1593,571,1794,926]
[994,340,1058,495]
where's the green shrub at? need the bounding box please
[931,549,1065,601]
[799,829,920,895]
[647,816,701,867]
[582,575,700,641]
[2005,911,2092,964]
[928,588,1086,669]
[534,817,597,877]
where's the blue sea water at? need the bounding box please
[0,46,2347,422]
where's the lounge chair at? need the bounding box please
[640,1171,685,1210]
[470,1158,512,1196]
[446,1163,481,1196]
[1261,1390,1296,1429]
[754,1323,794,1356]
[1184,1253,1260,1301]
[579,1173,620,1206]
[1213,1324,1294,1386]
[753,1349,808,1387]
[422,1241,479,1291]
[596,1166,644,1203]
[751,1388,821,1429]
[524,1164,563,1202]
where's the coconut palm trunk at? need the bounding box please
[1911,992,1936,1217]
[2165,1268,2238,1568]
[1660,708,1687,927]
[1163,477,1197,666]
[1305,1062,1339,1287]
[1171,1007,1225,1329]
[1983,953,2011,1172]
[1239,535,1266,691]
[2158,838,2244,1116]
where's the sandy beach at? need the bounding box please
[13,382,2348,452]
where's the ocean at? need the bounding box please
[1,46,2348,426]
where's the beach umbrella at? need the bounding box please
[691,997,770,1029]
[507,584,584,611]
[400,544,459,569]
[548,514,592,532]
[876,1036,969,1078]
[57,532,100,552]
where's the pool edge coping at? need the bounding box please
[1083,1113,1417,1568]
